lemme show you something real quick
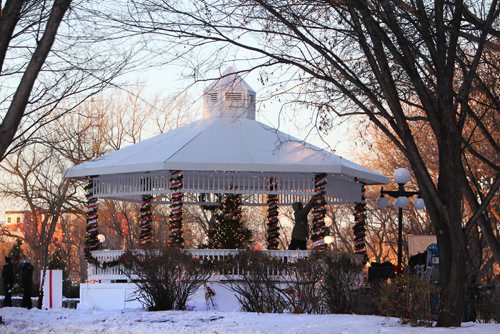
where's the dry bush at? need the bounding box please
[224,251,364,314]
[316,253,364,314]
[282,255,325,314]
[379,274,434,326]
[123,245,211,311]
[223,250,288,313]
[476,285,500,323]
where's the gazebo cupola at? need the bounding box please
[202,67,256,120]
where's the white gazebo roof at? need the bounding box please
[65,68,388,205]
[65,116,386,182]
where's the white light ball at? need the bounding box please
[393,168,411,184]
[324,236,334,244]
[376,196,388,209]
[97,234,106,243]
[413,197,426,210]
[393,196,409,209]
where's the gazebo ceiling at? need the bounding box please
[64,68,388,204]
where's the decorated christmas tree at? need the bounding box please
[8,238,24,293]
[48,246,72,296]
[208,194,251,249]
[48,247,66,272]
[8,238,24,263]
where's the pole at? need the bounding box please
[397,206,403,270]
[380,182,420,273]
[396,182,405,272]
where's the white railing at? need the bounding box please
[88,249,353,282]
[93,171,315,197]
[92,171,355,205]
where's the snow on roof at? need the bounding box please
[64,116,387,184]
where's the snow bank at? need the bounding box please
[1,307,499,334]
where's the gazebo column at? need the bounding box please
[311,173,327,250]
[169,170,184,247]
[266,177,280,250]
[139,195,153,245]
[353,183,368,261]
[311,173,326,249]
[84,178,100,256]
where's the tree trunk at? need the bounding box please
[434,134,467,326]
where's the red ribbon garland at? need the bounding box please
[169,170,184,247]
[266,177,280,250]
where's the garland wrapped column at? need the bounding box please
[169,170,184,247]
[353,183,368,261]
[85,179,99,255]
[266,177,280,250]
[311,173,327,250]
[139,195,153,245]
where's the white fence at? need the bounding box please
[87,249,360,283]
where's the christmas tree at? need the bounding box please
[48,247,66,272]
[208,194,251,249]
[48,246,72,296]
[7,238,24,293]
[8,238,24,263]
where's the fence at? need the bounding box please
[88,249,355,282]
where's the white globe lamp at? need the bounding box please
[324,236,334,244]
[393,168,411,185]
[413,197,425,210]
[376,196,388,209]
[97,234,106,243]
[393,196,409,209]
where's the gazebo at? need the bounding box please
[65,68,388,308]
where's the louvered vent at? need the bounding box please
[225,92,243,101]
[209,93,218,102]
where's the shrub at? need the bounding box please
[316,253,364,314]
[281,255,324,314]
[223,250,287,313]
[123,245,211,311]
[224,251,364,314]
[476,285,500,323]
[379,274,434,326]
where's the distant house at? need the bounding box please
[1,209,69,250]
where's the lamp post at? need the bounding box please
[376,168,425,271]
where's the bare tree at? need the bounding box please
[0,86,196,306]
[363,116,498,283]
[0,0,133,162]
[0,142,80,307]
[109,0,499,326]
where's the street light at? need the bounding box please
[376,168,425,271]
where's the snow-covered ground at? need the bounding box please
[1,307,499,334]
